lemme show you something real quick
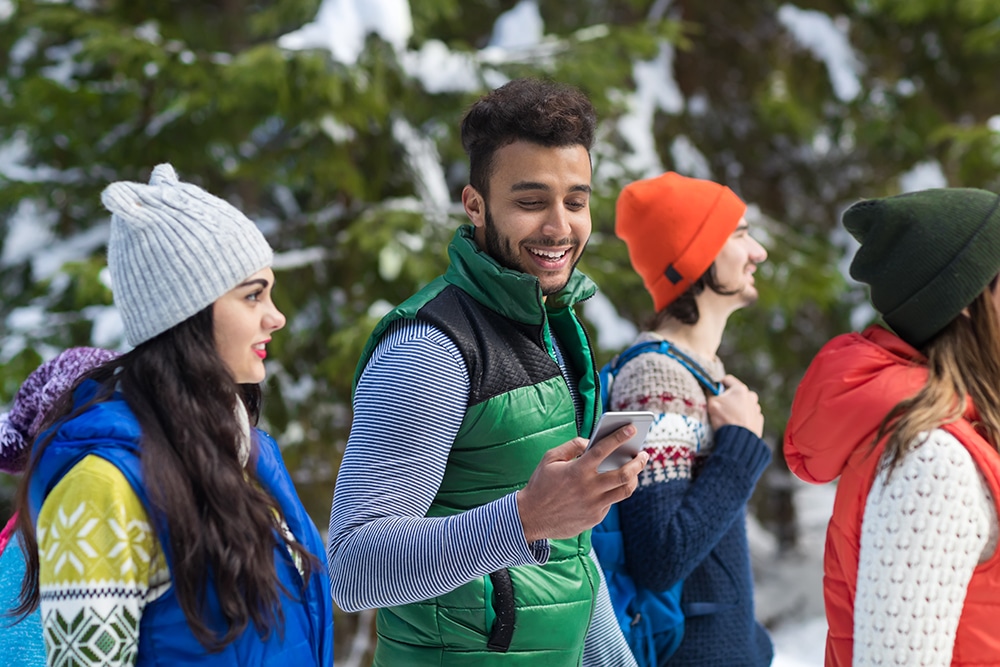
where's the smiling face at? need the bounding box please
[710,218,768,309]
[462,141,593,296]
[213,267,285,384]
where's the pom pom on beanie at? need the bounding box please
[0,347,118,473]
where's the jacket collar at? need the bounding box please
[443,225,596,325]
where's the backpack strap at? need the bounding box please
[600,340,723,409]
[597,340,738,627]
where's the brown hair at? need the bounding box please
[15,306,317,649]
[874,285,1000,477]
[646,262,739,328]
[460,78,596,199]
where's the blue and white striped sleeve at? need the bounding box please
[583,548,640,667]
[327,320,548,612]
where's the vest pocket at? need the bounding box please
[486,569,515,651]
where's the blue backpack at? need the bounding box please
[591,340,723,667]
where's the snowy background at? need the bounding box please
[9,0,990,662]
[756,483,834,666]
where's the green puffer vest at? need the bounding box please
[354,225,602,666]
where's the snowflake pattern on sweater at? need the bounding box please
[38,455,169,667]
[608,331,774,666]
[36,407,302,667]
[609,332,720,487]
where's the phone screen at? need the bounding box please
[587,410,655,473]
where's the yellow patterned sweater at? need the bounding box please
[37,454,169,667]
[34,401,305,666]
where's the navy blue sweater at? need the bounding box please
[619,424,772,666]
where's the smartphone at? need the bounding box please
[587,410,655,473]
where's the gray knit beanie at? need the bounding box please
[103,164,273,346]
[844,187,1000,348]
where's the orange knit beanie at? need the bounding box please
[616,172,746,311]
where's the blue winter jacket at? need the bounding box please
[28,381,334,666]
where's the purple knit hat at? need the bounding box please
[0,347,118,474]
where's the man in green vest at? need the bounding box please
[327,78,649,666]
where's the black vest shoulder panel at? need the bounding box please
[417,285,561,407]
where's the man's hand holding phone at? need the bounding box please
[516,412,653,543]
[586,411,655,472]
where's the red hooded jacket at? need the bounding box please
[784,325,1000,666]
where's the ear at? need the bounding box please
[462,185,486,229]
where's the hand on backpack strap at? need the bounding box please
[707,375,764,437]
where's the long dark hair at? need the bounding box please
[14,306,316,649]
[874,286,1000,476]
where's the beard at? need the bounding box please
[482,204,584,296]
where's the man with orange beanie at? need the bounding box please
[604,172,774,665]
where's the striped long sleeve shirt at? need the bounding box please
[327,320,636,667]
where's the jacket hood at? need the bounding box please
[783,325,930,484]
[28,380,143,521]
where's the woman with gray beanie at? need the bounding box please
[11,164,333,666]
[784,187,1000,666]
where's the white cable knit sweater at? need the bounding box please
[854,429,999,666]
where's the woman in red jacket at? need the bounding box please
[784,187,1000,666]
